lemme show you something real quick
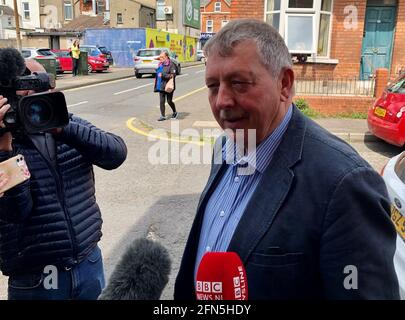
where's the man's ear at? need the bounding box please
[279,68,295,102]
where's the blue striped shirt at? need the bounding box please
[194,105,293,279]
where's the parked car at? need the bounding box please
[134,48,181,78]
[381,151,405,299]
[79,45,110,73]
[53,47,109,73]
[21,47,62,74]
[97,45,114,66]
[196,50,205,61]
[367,73,405,146]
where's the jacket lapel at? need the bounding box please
[228,106,307,263]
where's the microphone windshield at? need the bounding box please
[98,238,171,300]
[196,252,248,300]
[0,48,26,82]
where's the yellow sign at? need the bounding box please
[391,206,405,240]
[145,28,198,62]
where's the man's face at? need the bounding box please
[205,40,290,145]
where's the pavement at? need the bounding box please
[56,62,380,144]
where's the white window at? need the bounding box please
[22,2,30,20]
[206,20,213,33]
[64,1,73,20]
[214,2,221,12]
[117,13,123,24]
[264,0,333,58]
[221,20,228,28]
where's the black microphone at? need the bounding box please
[0,48,26,82]
[98,238,171,300]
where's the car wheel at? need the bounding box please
[176,65,181,75]
[135,72,142,78]
[88,64,93,73]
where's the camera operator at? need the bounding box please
[0,59,127,300]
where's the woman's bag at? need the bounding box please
[165,78,174,93]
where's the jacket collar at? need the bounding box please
[226,104,307,262]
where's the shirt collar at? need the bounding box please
[222,104,293,174]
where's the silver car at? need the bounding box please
[134,48,181,78]
[21,47,62,74]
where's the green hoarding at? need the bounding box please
[183,0,200,29]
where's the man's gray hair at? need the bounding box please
[203,19,292,78]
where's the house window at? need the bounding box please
[265,0,281,30]
[265,0,333,58]
[206,20,213,33]
[117,13,123,24]
[64,1,73,20]
[214,2,221,12]
[221,20,228,28]
[22,2,30,20]
[7,16,12,26]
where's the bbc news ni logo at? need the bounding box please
[196,281,223,300]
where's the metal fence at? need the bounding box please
[295,77,375,97]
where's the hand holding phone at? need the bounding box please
[0,155,30,194]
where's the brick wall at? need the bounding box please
[230,0,263,20]
[391,0,405,77]
[294,95,374,115]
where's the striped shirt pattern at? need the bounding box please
[194,105,293,279]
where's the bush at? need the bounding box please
[294,98,310,111]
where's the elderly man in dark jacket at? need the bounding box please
[0,59,127,300]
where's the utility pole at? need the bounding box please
[13,0,22,50]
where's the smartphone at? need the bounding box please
[0,154,31,193]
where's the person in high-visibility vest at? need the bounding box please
[70,39,81,76]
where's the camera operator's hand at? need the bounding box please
[0,96,12,152]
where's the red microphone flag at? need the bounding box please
[196,251,248,300]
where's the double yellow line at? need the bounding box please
[126,86,210,146]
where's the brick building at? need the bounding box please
[200,0,231,47]
[230,0,405,80]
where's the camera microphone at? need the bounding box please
[98,238,171,300]
[0,48,26,82]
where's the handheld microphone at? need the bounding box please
[0,48,26,82]
[98,238,171,300]
[196,252,248,300]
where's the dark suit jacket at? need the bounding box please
[174,106,399,300]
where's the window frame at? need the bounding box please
[22,2,30,20]
[206,20,213,33]
[264,0,334,58]
[117,13,123,24]
[214,2,221,12]
[64,0,73,21]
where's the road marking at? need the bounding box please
[196,70,205,74]
[68,101,88,107]
[176,73,189,79]
[193,121,219,128]
[114,83,153,95]
[126,118,206,146]
[63,76,134,92]
[154,86,207,108]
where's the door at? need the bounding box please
[360,6,396,80]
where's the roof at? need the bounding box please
[201,0,231,7]
[0,5,15,16]
[59,15,108,32]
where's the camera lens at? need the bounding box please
[24,98,53,127]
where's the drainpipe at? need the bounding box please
[92,0,96,15]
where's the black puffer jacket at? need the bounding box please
[0,115,127,276]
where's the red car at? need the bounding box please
[51,49,109,73]
[367,73,405,147]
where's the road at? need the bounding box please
[0,65,402,299]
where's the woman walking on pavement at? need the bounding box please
[154,51,177,121]
[71,39,81,76]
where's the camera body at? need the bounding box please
[0,72,69,134]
